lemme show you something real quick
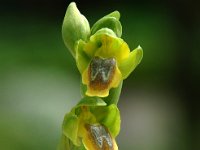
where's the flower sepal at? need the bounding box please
[62,109,80,146]
[91,13,122,37]
[118,45,143,79]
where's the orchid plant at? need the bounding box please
[58,2,143,150]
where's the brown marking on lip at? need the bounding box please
[85,124,114,150]
[88,57,116,91]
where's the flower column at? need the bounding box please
[58,2,143,150]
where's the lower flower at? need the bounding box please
[62,98,120,150]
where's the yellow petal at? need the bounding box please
[94,34,130,63]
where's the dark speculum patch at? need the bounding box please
[87,124,113,150]
[89,57,116,90]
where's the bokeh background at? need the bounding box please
[0,0,199,150]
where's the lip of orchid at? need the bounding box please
[84,124,115,150]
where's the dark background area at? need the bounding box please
[0,0,199,150]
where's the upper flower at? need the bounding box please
[76,28,143,97]
[62,2,143,98]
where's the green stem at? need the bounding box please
[103,81,123,105]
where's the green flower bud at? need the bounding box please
[62,2,90,57]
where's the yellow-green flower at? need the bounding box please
[76,28,143,97]
[62,97,120,150]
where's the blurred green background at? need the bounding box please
[0,0,199,150]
